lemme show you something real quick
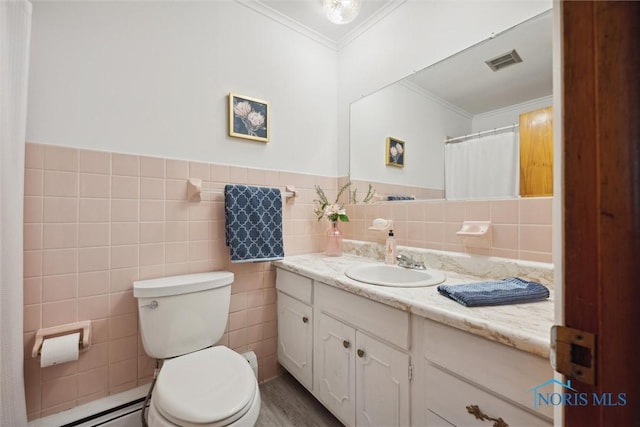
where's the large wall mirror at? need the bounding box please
[349,10,553,202]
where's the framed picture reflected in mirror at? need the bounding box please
[386,137,405,168]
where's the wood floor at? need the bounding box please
[256,372,343,427]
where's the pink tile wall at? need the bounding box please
[342,197,553,263]
[23,143,552,420]
[23,143,334,420]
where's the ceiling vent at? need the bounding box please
[485,49,523,71]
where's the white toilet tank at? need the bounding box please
[133,272,234,359]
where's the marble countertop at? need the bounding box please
[273,253,554,358]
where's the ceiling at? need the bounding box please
[406,10,552,115]
[257,0,398,45]
[257,1,552,115]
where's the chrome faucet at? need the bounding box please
[396,254,426,270]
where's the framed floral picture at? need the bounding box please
[386,137,405,168]
[229,93,269,143]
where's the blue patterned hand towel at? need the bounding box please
[437,277,549,307]
[225,184,284,263]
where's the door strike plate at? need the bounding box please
[550,325,596,385]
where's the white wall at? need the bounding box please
[350,81,470,189]
[26,1,553,178]
[349,85,551,193]
[338,0,553,176]
[471,95,553,131]
[26,1,339,176]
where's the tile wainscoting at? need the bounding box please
[22,142,333,420]
[22,142,552,420]
[342,196,552,263]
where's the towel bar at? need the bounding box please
[187,178,296,203]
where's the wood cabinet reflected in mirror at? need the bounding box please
[519,106,553,197]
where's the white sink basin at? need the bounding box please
[344,264,446,288]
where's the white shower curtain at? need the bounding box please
[1,0,32,425]
[445,130,519,200]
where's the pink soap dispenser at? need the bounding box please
[385,230,397,264]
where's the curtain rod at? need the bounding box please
[445,124,519,144]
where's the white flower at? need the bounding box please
[314,183,351,223]
[324,204,345,217]
[233,101,252,118]
[247,111,265,128]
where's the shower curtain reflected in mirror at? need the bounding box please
[1,0,31,425]
[445,130,519,200]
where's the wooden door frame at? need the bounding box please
[563,1,640,425]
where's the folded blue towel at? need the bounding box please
[387,195,415,201]
[224,184,284,263]
[437,277,549,307]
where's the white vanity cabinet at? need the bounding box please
[415,318,554,427]
[315,311,356,425]
[314,283,411,427]
[275,267,411,427]
[315,311,410,427]
[275,269,314,391]
[275,264,553,427]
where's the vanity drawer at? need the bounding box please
[423,319,553,420]
[425,365,551,427]
[276,269,313,304]
[315,282,409,350]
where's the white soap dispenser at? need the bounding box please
[385,230,397,264]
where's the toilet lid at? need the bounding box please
[154,346,257,426]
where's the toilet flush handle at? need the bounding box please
[141,301,158,309]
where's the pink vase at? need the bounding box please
[326,221,343,257]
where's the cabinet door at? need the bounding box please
[277,292,313,390]
[519,106,553,197]
[315,312,356,426]
[356,331,410,427]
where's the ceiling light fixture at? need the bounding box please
[323,0,361,25]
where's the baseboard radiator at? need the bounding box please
[28,385,149,427]
[28,351,258,427]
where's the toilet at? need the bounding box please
[133,272,261,427]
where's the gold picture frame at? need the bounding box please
[229,93,270,143]
[385,137,405,168]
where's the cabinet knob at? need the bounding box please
[343,340,350,349]
[357,349,365,358]
[302,316,308,323]
[466,404,508,427]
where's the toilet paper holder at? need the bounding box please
[32,320,92,358]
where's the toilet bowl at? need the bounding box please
[133,272,261,427]
[147,384,260,427]
[147,347,260,427]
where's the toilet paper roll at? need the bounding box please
[40,332,80,368]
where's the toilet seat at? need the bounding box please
[152,346,258,426]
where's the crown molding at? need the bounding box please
[237,0,406,51]
[473,95,553,120]
[398,80,474,119]
[337,0,407,50]
[236,0,337,50]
